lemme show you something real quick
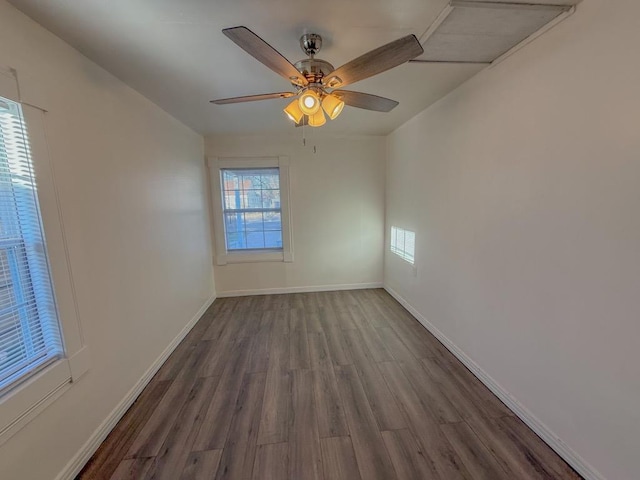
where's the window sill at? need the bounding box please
[0,359,71,446]
[216,250,293,265]
[0,346,91,446]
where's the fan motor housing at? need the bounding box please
[294,58,335,85]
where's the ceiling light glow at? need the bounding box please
[298,90,321,115]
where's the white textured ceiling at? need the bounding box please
[7,0,571,136]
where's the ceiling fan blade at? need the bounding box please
[323,34,423,88]
[210,92,296,105]
[333,90,398,112]
[223,26,308,87]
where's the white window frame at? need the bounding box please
[0,67,89,446]
[209,156,293,265]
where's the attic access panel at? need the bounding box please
[416,1,574,64]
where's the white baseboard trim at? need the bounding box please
[55,294,217,480]
[216,282,383,298]
[384,285,605,480]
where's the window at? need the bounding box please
[0,96,63,395]
[221,168,283,250]
[210,157,293,264]
[390,226,415,264]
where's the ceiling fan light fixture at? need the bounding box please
[308,109,326,127]
[284,98,304,123]
[298,90,321,115]
[322,94,345,120]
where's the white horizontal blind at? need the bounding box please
[0,96,63,395]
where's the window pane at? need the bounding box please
[261,189,280,209]
[224,213,240,233]
[244,212,264,232]
[246,232,265,249]
[264,231,282,248]
[263,211,281,231]
[226,231,244,250]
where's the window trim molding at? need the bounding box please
[0,81,90,445]
[208,156,293,265]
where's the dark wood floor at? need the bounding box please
[78,289,581,480]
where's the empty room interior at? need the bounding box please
[0,0,638,479]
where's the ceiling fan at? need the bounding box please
[210,26,424,127]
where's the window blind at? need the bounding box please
[0,96,63,395]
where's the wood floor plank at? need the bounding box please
[154,340,196,381]
[180,450,223,480]
[307,331,331,370]
[334,364,397,480]
[289,369,323,480]
[175,340,212,381]
[257,333,291,445]
[354,289,389,328]
[301,292,322,311]
[322,324,352,366]
[466,414,561,480]
[272,308,290,335]
[441,422,509,480]
[497,416,582,479]
[332,303,360,330]
[399,359,462,424]
[381,429,440,480]
[317,304,340,331]
[109,458,155,480]
[78,380,171,480]
[247,333,271,374]
[421,356,490,421]
[214,372,266,480]
[384,311,439,359]
[197,339,237,378]
[251,443,289,480]
[439,355,514,419]
[237,310,264,338]
[311,368,349,438]
[201,299,239,341]
[355,324,394,363]
[320,436,362,480]
[144,376,221,480]
[304,308,324,334]
[342,328,406,430]
[127,377,197,458]
[378,361,471,480]
[289,309,310,370]
[376,327,417,365]
[193,336,255,451]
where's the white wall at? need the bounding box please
[206,133,385,295]
[384,1,639,479]
[0,2,214,479]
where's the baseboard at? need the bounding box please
[54,294,217,480]
[384,285,605,480]
[216,282,383,298]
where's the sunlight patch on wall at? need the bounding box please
[390,226,415,265]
